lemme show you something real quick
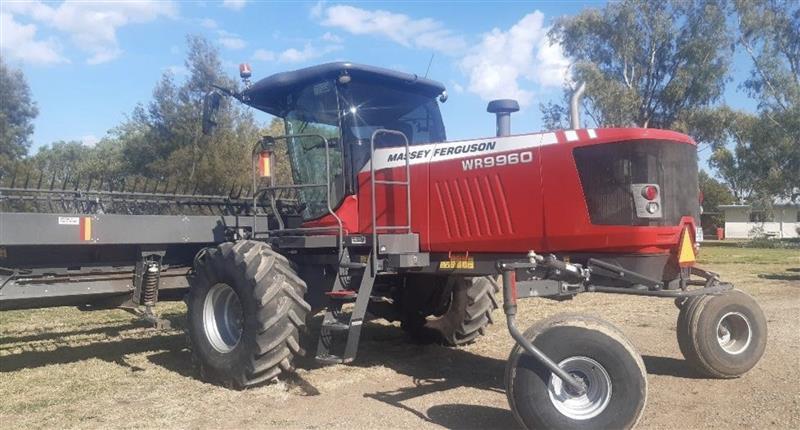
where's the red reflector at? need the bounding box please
[642,185,658,200]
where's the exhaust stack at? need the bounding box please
[487,99,520,137]
[570,81,586,129]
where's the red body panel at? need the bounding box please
[304,128,697,255]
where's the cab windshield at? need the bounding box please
[283,80,344,220]
[339,81,446,172]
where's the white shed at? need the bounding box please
[719,203,800,239]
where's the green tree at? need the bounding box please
[699,170,734,230]
[734,0,799,201]
[546,0,732,129]
[0,60,39,171]
[113,35,262,194]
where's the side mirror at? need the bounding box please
[202,91,223,135]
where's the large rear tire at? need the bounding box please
[187,240,310,388]
[676,290,766,378]
[403,276,499,346]
[505,314,647,430]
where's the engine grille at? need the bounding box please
[573,140,699,226]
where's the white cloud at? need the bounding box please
[252,49,275,61]
[222,0,247,11]
[219,36,246,50]
[278,43,341,64]
[0,12,67,65]
[310,1,325,19]
[81,134,99,147]
[316,4,465,54]
[200,18,218,29]
[321,32,342,43]
[459,11,569,106]
[4,1,176,64]
[450,80,465,94]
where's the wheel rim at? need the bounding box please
[203,283,244,353]
[548,356,612,421]
[716,311,752,355]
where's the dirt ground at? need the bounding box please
[1,246,798,429]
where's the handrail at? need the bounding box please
[369,129,412,273]
[250,133,344,255]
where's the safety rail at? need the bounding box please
[369,129,412,272]
[250,133,344,258]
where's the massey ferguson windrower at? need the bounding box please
[0,62,766,429]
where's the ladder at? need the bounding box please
[315,129,412,364]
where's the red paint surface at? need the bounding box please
[303,128,697,256]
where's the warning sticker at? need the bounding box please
[58,217,80,225]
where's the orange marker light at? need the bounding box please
[678,228,696,267]
[258,151,271,177]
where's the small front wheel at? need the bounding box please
[676,290,767,378]
[505,314,647,430]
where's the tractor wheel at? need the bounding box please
[186,240,310,388]
[505,314,647,430]
[676,290,766,378]
[403,276,499,346]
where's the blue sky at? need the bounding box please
[2,1,757,169]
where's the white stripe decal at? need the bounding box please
[564,130,579,141]
[587,128,597,139]
[362,132,558,173]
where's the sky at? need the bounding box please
[1,0,758,168]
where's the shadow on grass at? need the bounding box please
[758,272,800,281]
[0,332,185,372]
[2,310,701,426]
[0,313,184,345]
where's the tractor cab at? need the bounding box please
[240,62,447,221]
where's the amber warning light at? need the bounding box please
[258,151,271,178]
[239,63,252,79]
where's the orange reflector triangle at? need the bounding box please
[678,228,696,267]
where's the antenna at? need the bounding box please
[424,53,435,78]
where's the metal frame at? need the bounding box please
[496,251,733,394]
[249,133,345,256]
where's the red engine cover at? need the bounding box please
[307,128,698,256]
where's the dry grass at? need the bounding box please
[1,245,798,429]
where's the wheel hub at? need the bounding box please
[548,356,612,420]
[716,311,752,355]
[203,283,244,353]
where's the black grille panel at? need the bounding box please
[573,140,699,226]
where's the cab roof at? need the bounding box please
[240,62,446,117]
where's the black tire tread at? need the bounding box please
[444,276,500,346]
[505,313,647,430]
[187,240,309,388]
[677,290,766,379]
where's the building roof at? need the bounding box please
[241,62,447,116]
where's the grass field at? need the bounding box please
[1,244,798,429]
